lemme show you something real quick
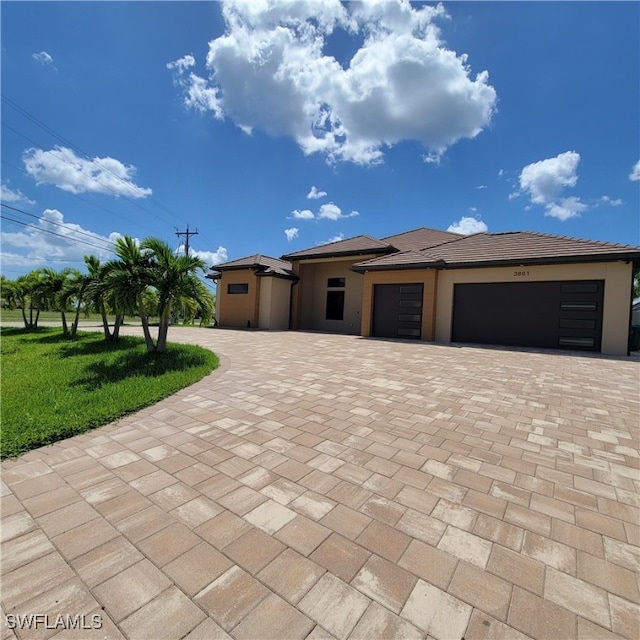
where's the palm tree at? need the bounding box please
[35,267,81,336]
[140,237,213,352]
[83,255,125,342]
[103,236,156,352]
[13,271,42,329]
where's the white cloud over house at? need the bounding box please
[629,160,640,182]
[514,151,587,221]
[23,146,152,198]
[168,0,497,165]
[318,203,358,220]
[447,216,488,235]
[179,245,228,266]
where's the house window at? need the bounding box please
[326,291,345,321]
[328,277,345,288]
[228,283,249,294]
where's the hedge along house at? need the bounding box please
[209,228,640,356]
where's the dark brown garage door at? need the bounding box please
[452,280,604,351]
[372,284,423,339]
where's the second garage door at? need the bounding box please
[452,280,604,351]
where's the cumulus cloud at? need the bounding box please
[629,160,640,182]
[318,203,358,220]
[284,227,299,241]
[0,208,119,268]
[514,151,587,221]
[177,244,228,266]
[447,216,488,235]
[32,51,54,66]
[168,0,497,165]
[1,181,35,205]
[23,146,152,198]
[307,185,327,200]
[292,209,315,219]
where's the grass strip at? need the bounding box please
[1,327,219,459]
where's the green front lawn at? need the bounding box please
[0,327,219,459]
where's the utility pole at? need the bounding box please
[175,226,198,257]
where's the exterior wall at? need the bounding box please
[217,269,260,328]
[434,261,633,355]
[293,258,367,334]
[361,269,438,340]
[258,276,292,330]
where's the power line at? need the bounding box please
[1,216,116,257]
[176,225,199,257]
[2,95,222,255]
[1,203,116,252]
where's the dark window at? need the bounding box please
[328,277,345,288]
[560,302,597,311]
[558,337,595,348]
[326,290,345,320]
[228,283,249,294]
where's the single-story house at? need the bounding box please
[208,227,640,356]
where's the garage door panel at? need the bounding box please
[373,283,423,340]
[452,281,603,352]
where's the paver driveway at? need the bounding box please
[1,327,639,640]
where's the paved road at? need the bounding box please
[2,327,639,639]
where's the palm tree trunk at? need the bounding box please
[156,314,170,353]
[138,294,156,352]
[61,311,69,336]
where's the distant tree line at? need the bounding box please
[0,236,214,353]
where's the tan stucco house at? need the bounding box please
[209,227,640,356]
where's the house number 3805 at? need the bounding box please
[513,270,530,276]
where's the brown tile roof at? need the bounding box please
[382,227,461,251]
[281,235,395,260]
[208,254,296,279]
[353,231,640,271]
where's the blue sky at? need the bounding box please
[2,1,639,282]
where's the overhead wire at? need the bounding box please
[2,95,223,262]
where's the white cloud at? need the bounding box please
[1,181,36,205]
[476,185,487,190]
[516,151,586,221]
[317,202,359,220]
[292,209,315,219]
[629,160,640,181]
[179,245,228,266]
[23,146,152,198]
[599,195,623,207]
[168,0,497,165]
[32,51,54,66]
[284,227,299,241]
[447,216,488,235]
[544,196,588,221]
[0,208,119,268]
[307,185,327,200]
[320,233,345,245]
[166,55,196,73]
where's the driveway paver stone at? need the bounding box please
[1,327,639,639]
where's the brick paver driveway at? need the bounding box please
[2,328,639,640]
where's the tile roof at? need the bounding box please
[382,227,461,251]
[353,231,640,271]
[208,254,296,279]
[281,235,395,260]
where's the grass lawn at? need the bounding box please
[0,327,219,459]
